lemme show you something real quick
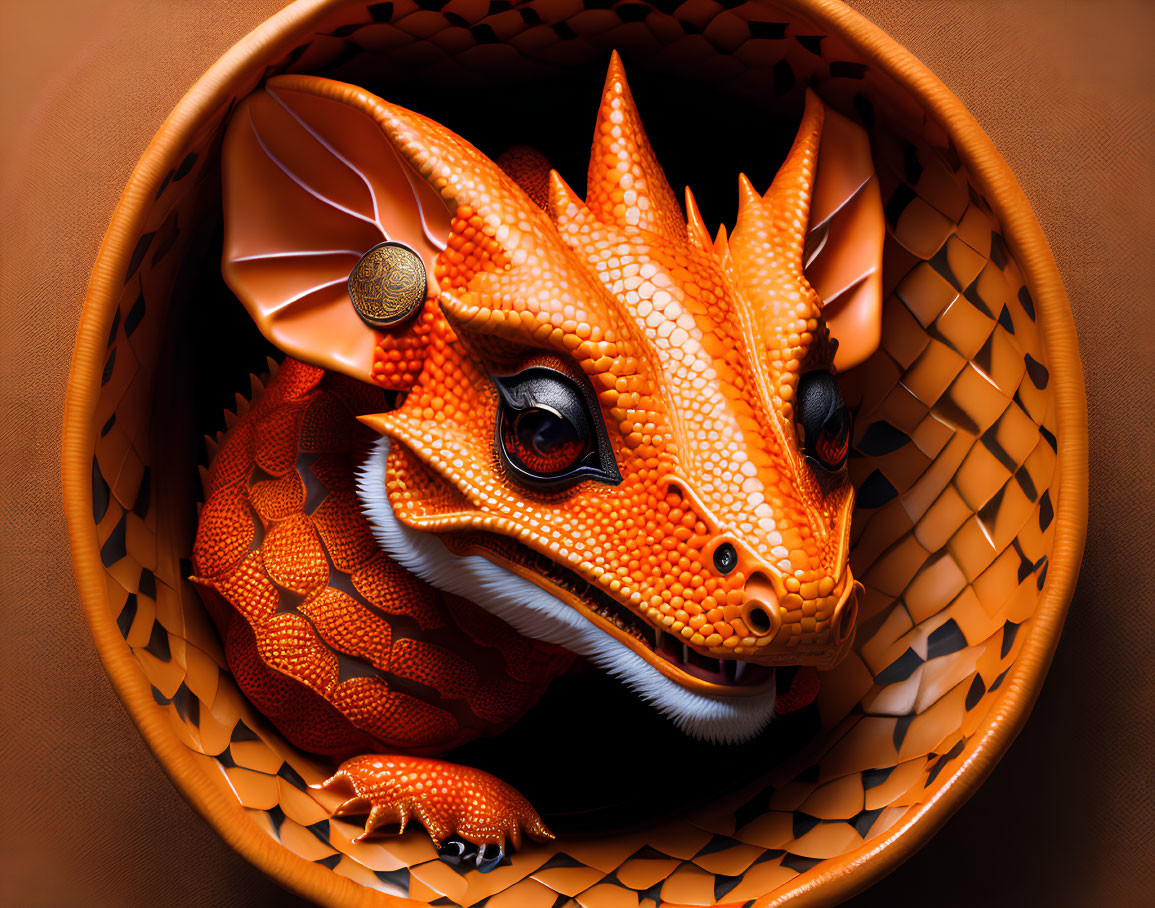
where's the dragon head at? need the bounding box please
[221,54,884,740]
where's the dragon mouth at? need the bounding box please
[652,631,774,687]
[444,534,775,696]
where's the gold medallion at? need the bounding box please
[347,242,427,328]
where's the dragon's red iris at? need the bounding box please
[502,409,585,475]
[815,422,849,469]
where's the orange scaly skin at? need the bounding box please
[203,53,880,859]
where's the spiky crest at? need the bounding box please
[585,51,685,241]
[726,90,831,394]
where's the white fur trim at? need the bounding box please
[355,437,775,743]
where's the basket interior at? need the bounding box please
[83,1,1063,904]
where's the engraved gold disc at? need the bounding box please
[347,242,427,328]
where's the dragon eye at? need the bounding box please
[503,408,585,475]
[796,371,851,473]
[493,367,621,490]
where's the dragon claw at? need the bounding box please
[313,755,552,863]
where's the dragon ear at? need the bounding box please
[221,75,452,389]
[803,95,885,372]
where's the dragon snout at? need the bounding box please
[738,569,857,651]
[706,534,859,667]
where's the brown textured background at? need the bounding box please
[0,1,1151,905]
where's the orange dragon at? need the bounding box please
[192,54,884,871]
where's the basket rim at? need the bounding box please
[61,1,1089,905]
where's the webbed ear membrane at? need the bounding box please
[804,100,885,372]
[221,75,452,389]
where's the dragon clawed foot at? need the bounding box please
[313,754,552,872]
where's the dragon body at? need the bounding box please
[192,54,884,867]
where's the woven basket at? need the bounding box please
[63,1,1087,905]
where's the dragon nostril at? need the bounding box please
[833,591,859,643]
[713,542,738,574]
[743,599,777,636]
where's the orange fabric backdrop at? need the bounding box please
[0,1,1150,905]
